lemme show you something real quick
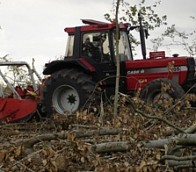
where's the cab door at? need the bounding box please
[81,31,116,81]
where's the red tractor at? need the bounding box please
[42,15,196,116]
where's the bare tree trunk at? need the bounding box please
[114,0,121,116]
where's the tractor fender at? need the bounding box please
[43,58,96,75]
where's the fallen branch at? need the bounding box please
[141,134,196,149]
[124,95,185,133]
[21,128,124,155]
[21,132,66,155]
[73,128,123,138]
[69,124,98,129]
[141,138,175,149]
[135,108,185,133]
[185,123,196,133]
[166,160,195,167]
[177,134,196,146]
[90,141,133,153]
[162,155,196,161]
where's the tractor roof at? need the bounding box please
[64,19,129,34]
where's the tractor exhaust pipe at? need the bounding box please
[138,13,147,60]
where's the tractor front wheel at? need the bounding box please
[42,69,96,116]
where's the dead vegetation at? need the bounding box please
[0,93,196,172]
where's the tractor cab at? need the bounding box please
[64,19,133,63]
[62,19,134,84]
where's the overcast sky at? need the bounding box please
[0,0,195,74]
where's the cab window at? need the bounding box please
[82,32,111,63]
[65,35,74,57]
[113,31,133,61]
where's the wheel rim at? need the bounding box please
[52,85,80,114]
[153,92,171,102]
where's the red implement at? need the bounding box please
[0,98,37,123]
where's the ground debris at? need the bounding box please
[0,96,195,171]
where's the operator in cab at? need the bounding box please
[82,37,95,57]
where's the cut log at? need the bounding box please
[141,134,196,149]
[91,142,132,153]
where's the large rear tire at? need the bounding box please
[42,69,96,116]
[140,78,185,103]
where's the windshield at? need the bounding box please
[113,30,133,61]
